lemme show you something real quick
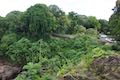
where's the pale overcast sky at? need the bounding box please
[0,0,116,20]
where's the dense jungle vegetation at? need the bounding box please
[0,0,120,80]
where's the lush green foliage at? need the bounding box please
[0,3,117,80]
[16,62,41,80]
[6,11,24,32]
[0,33,17,54]
[23,4,56,39]
[0,16,8,39]
[109,1,120,50]
[14,33,113,79]
[66,12,101,34]
[109,13,120,41]
[99,19,110,34]
[109,0,120,38]
[6,38,50,63]
[49,5,69,34]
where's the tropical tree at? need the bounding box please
[84,16,101,29]
[24,4,56,40]
[99,19,110,34]
[66,11,83,34]
[49,5,69,34]
[109,0,120,41]
[6,11,24,32]
[0,33,17,54]
[0,16,8,39]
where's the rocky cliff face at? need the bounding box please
[0,57,21,80]
[91,55,120,80]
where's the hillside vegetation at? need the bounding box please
[0,1,120,80]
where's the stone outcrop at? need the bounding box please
[0,57,21,80]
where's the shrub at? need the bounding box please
[0,33,17,54]
[86,28,98,35]
[29,40,50,61]
[16,62,41,80]
[6,38,31,63]
[6,38,50,63]
[76,25,86,33]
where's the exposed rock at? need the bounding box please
[0,57,22,80]
[91,55,120,80]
